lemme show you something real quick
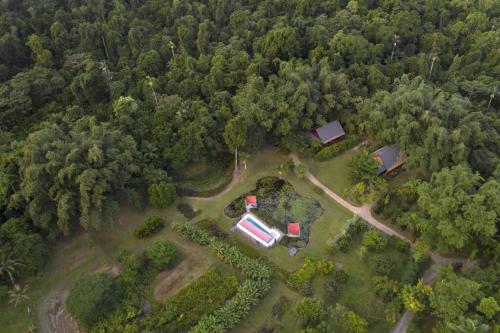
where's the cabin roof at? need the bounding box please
[315,120,346,144]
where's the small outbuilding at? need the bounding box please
[289,246,298,257]
[313,120,346,145]
[371,144,406,175]
[245,195,257,211]
[287,222,301,238]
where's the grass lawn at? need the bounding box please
[302,148,360,205]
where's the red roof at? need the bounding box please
[245,195,257,205]
[288,222,300,237]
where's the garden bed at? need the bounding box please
[224,177,324,243]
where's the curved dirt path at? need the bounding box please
[291,152,477,333]
[185,169,241,201]
[290,152,410,242]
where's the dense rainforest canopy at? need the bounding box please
[0,0,498,329]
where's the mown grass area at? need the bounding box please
[302,148,359,203]
[175,154,234,197]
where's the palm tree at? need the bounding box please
[0,254,24,285]
[168,40,175,57]
[447,317,490,333]
[8,284,30,308]
[146,76,158,106]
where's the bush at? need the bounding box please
[287,258,334,294]
[66,272,123,330]
[177,202,197,219]
[329,304,368,333]
[192,279,271,333]
[327,216,369,252]
[372,254,396,275]
[373,275,399,302]
[143,268,238,332]
[361,229,388,251]
[324,269,349,297]
[133,215,165,238]
[198,219,228,239]
[144,240,180,272]
[296,298,325,328]
[314,136,359,161]
[148,182,177,208]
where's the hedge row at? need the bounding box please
[191,280,271,333]
[133,215,165,238]
[314,136,359,161]
[327,216,369,252]
[142,268,238,332]
[172,221,272,332]
[172,221,271,281]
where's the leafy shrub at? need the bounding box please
[198,219,229,239]
[144,240,180,272]
[314,136,359,161]
[177,202,197,219]
[313,185,324,195]
[133,215,165,238]
[372,254,396,275]
[329,304,368,333]
[373,275,399,302]
[148,182,177,208]
[192,279,271,333]
[66,272,123,330]
[325,269,349,297]
[361,229,388,251]
[327,216,369,252]
[296,298,325,328]
[287,258,334,294]
[143,268,238,332]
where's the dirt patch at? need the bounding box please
[48,294,82,333]
[153,257,211,300]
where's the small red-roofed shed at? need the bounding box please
[245,195,257,211]
[287,222,301,238]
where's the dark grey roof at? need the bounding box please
[372,145,403,175]
[315,120,345,143]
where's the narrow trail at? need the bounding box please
[290,152,409,242]
[290,152,477,333]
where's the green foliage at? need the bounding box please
[329,304,368,333]
[327,216,369,252]
[133,215,165,239]
[414,165,499,253]
[477,297,500,319]
[287,258,334,295]
[430,270,481,322]
[144,240,179,272]
[324,269,349,298]
[148,182,177,208]
[143,268,238,332]
[20,117,139,234]
[177,203,197,219]
[401,279,433,313]
[373,275,399,302]
[314,137,359,161]
[361,229,388,251]
[66,273,123,330]
[296,298,325,328]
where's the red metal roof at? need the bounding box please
[240,218,273,243]
[245,195,257,205]
[288,222,300,237]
